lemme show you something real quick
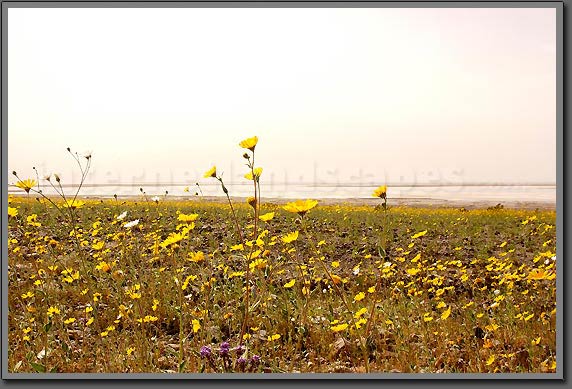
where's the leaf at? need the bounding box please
[43,321,52,333]
[178,361,186,373]
[50,365,59,373]
[29,362,46,373]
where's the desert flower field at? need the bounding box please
[7,137,556,374]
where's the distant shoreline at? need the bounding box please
[8,182,558,188]
[10,193,556,211]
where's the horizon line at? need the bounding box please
[8,182,557,189]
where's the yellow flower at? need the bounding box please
[524,313,535,321]
[330,274,343,285]
[249,257,268,271]
[15,179,37,193]
[137,316,157,323]
[160,231,187,248]
[63,199,85,209]
[192,319,201,333]
[355,318,367,329]
[244,167,263,180]
[283,199,318,216]
[486,355,495,366]
[267,333,281,341]
[281,231,299,244]
[203,166,217,178]
[354,308,368,319]
[26,214,41,227]
[407,268,421,276]
[259,212,275,222]
[372,185,387,199]
[441,307,451,320]
[230,244,244,251]
[411,230,428,239]
[188,251,205,262]
[181,275,198,291]
[8,207,18,217]
[353,292,366,302]
[283,279,296,288]
[239,136,258,151]
[63,317,76,324]
[331,323,348,332]
[178,213,199,223]
[92,241,105,250]
[47,306,61,317]
[246,196,257,208]
[528,269,548,280]
[248,249,262,260]
[95,261,111,273]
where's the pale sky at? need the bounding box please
[8,7,557,189]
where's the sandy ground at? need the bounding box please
[109,195,556,211]
[11,193,555,211]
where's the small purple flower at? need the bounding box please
[220,341,231,356]
[251,354,261,364]
[234,344,245,355]
[237,356,247,365]
[200,345,212,358]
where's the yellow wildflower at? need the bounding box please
[15,179,37,193]
[188,251,205,262]
[259,212,275,222]
[267,334,281,341]
[441,307,451,320]
[411,230,428,239]
[62,199,85,209]
[247,196,257,208]
[372,185,387,199]
[281,231,299,244]
[47,306,60,317]
[283,199,318,216]
[283,279,296,288]
[331,323,348,332]
[244,167,263,180]
[178,213,199,223]
[239,136,258,151]
[203,166,217,178]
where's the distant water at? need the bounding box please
[9,183,556,204]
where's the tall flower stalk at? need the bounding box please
[364,185,389,352]
[237,136,260,348]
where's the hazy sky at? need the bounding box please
[8,7,557,189]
